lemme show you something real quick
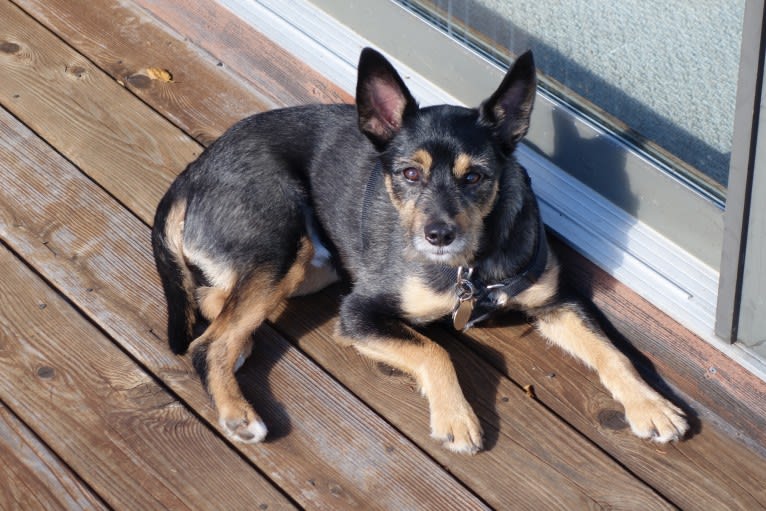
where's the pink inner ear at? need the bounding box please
[370,76,404,129]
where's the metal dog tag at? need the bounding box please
[452,267,475,331]
[452,299,474,331]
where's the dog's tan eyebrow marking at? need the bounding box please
[453,153,487,178]
[412,149,433,169]
[411,149,433,179]
[453,153,472,178]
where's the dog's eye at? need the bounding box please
[403,167,421,182]
[463,171,482,185]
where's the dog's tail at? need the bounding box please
[151,178,197,355]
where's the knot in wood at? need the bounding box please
[1,41,21,54]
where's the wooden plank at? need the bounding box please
[506,241,766,509]
[0,248,295,510]
[12,0,275,146]
[556,239,766,448]
[0,0,199,224]
[465,318,766,510]
[0,403,108,510]
[0,111,488,511]
[272,296,675,510]
[132,0,352,106]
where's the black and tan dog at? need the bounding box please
[152,48,688,453]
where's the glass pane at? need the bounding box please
[399,0,745,195]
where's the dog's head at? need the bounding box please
[356,48,536,266]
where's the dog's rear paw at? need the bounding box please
[624,398,688,443]
[220,413,268,444]
[430,404,484,454]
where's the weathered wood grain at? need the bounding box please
[0,108,488,510]
[133,0,352,106]
[555,239,766,449]
[0,248,295,511]
[0,0,199,224]
[0,403,109,510]
[13,0,274,146]
[462,319,766,510]
[271,295,675,510]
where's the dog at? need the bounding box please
[152,47,688,454]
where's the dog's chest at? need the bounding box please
[399,275,458,324]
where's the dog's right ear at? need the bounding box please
[356,48,418,148]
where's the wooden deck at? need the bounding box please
[1,1,765,509]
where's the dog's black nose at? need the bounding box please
[424,221,456,246]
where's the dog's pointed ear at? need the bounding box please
[479,50,536,151]
[356,48,418,148]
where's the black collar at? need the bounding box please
[438,213,548,330]
[475,217,549,298]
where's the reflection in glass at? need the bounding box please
[400,0,745,193]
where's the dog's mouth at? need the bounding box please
[411,235,473,266]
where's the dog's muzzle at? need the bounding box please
[424,220,457,247]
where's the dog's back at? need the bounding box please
[151,104,355,355]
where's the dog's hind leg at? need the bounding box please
[337,293,483,454]
[190,238,314,443]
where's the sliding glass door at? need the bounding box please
[718,0,766,357]
[262,0,765,366]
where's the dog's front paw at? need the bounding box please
[624,397,688,443]
[430,402,483,454]
[219,410,268,444]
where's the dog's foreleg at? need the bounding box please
[534,303,688,442]
[337,293,483,454]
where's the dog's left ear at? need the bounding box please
[356,47,418,148]
[479,51,536,151]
